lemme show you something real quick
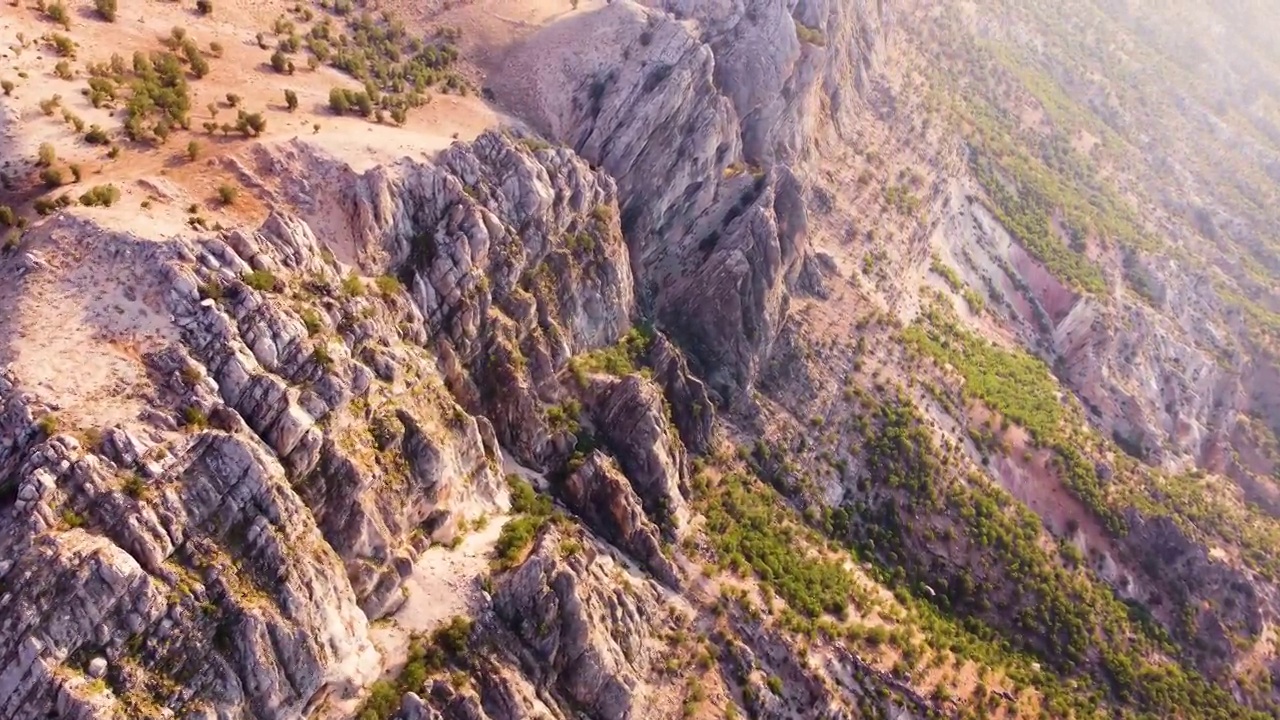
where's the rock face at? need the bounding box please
[0,132,651,719]
[490,0,889,399]
[490,528,667,720]
[0,430,378,720]
[585,374,691,534]
[275,132,637,470]
[560,452,679,586]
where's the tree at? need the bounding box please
[284,89,298,111]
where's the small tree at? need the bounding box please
[1,80,13,96]
[225,92,241,107]
[270,50,289,74]
[284,88,298,111]
[94,0,116,21]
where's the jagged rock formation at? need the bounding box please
[489,0,888,400]
[559,451,679,586]
[0,132,668,719]
[583,374,691,535]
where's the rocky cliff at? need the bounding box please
[0,132,672,719]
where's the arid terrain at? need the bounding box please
[3,0,1280,718]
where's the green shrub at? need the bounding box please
[85,125,110,144]
[182,406,208,429]
[494,515,545,568]
[37,143,56,167]
[284,88,298,110]
[94,0,116,21]
[79,184,120,207]
[41,167,67,188]
[341,273,364,296]
[243,270,277,291]
[234,110,266,136]
[61,509,86,528]
[0,206,15,227]
[187,140,200,161]
[374,274,400,296]
[54,61,73,79]
[327,86,350,113]
[270,49,290,74]
[300,308,324,335]
[312,344,334,368]
[216,183,239,205]
[46,1,70,28]
[50,33,76,57]
[37,413,60,435]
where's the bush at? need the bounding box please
[54,60,73,79]
[209,41,223,56]
[216,183,239,205]
[50,33,76,57]
[41,167,66,188]
[270,50,290,74]
[243,270,277,291]
[341,273,364,296]
[94,0,116,21]
[85,125,110,144]
[37,413,60,435]
[0,206,16,227]
[37,143,56,167]
[1,80,13,96]
[69,163,82,182]
[187,140,200,161]
[62,109,83,131]
[374,274,400,296]
[284,88,298,111]
[195,0,212,14]
[46,1,70,27]
[494,515,545,568]
[328,86,350,113]
[183,41,210,78]
[79,184,120,207]
[234,110,266,136]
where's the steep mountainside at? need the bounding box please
[3,0,1280,718]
